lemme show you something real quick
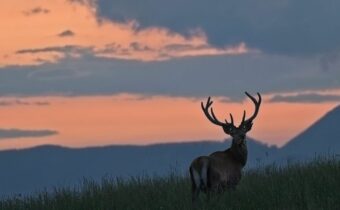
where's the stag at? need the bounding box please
[189,92,261,203]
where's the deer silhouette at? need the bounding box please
[189,92,261,203]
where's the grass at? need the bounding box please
[1,157,340,210]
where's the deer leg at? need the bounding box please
[191,177,200,203]
[190,167,201,204]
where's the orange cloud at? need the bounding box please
[0,0,251,67]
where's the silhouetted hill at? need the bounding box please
[0,139,275,197]
[279,105,340,160]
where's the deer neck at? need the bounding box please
[229,139,248,167]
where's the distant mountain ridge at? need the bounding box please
[279,105,340,160]
[0,139,275,197]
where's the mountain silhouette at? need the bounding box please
[278,105,340,160]
[0,138,275,197]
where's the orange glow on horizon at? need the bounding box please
[0,94,336,150]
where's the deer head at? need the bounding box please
[201,92,261,145]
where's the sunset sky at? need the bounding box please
[0,0,340,150]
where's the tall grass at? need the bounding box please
[1,158,340,210]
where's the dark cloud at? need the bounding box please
[1,53,340,101]
[16,45,91,55]
[99,42,161,54]
[163,44,209,51]
[58,30,75,37]
[93,0,340,56]
[97,43,134,56]
[269,93,340,103]
[0,129,58,140]
[129,42,152,52]
[0,100,50,107]
[96,42,214,60]
[23,7,50,16]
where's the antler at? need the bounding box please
[201,97,234,127]
[241,92,262,124]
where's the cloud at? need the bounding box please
[0,129,58,140]
[0,100,50,107]
[16,45,90,55]
[58,30,75,37]
[0,53,340,100]
[92,0,340,56]
[68,0,96,7]
[319,52,340,72]
[1,1,251,67]
[14,45,93,64]
[269,93,340,103]
[96,41,248,61]
[23,7,50,16]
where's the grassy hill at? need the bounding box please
[1,157,339,210]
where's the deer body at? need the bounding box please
[189,92,261,203]
[190,140,247,194]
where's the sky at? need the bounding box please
[0,0,340,150]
